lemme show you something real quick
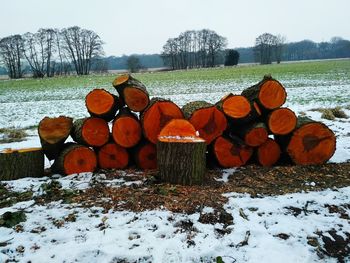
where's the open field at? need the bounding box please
[1,59,350,262]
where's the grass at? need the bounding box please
[0,59,350,91]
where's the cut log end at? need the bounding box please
[112,74,130,87]
[112,115,141,148]
[223,95,251,119]
[244,126,268,147]
[213,136,253,168]
[268,108,297,135]
[123,86,150,112]
[257,138,281,166]
[134,142,157,170]
[159,119,197,137]
[259,80,287,110]
[38,116,72,144]
[287,122,336,165]
[74,118,110,147]
[98,143,129,169]
[86,89,118,120]
[142,99,184,144]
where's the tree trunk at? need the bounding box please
[38,116,73,160]
[182,101,227,144]
[140,97,184,144]
[71,117,110,147]
[275,117,336,165]
[52,143,97,175]
[157,136,206,185]
[112,74,150,112]
[112,108,142,148]
[0,148,44,180]
[241,75,287,111]
[85,89,122,121]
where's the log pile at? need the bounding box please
[37,74,336,185]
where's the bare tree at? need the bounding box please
[275,34,286,64]
[60,26,104,75]
[254,33,278,64]
[0,35,24,79]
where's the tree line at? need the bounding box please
[0,26,103,78]
[161,29,227,70]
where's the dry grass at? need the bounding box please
[310,106,348,120]
[0,128,28,143]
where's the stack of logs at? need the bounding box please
[37,74,336,184]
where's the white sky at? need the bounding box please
[1,0,349,56]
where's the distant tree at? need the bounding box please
[127,55,142,73]
[0,35,24,79]
[224,49,240,66]
[60,26,104,75]
[254,33,277,64]
[275,34,286,64]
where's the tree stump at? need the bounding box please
[0,148,44,180]
[157,136,206,185]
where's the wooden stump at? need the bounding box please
[0,148,44,180]
[157,136,206,185]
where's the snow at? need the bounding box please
[1,179,349,262]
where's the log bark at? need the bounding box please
[38,116,73,160]
[112,74,149,112]
[275,117,336,165]
[52,143,97,175]
[182,101,227,144]
[85,88,122,121]
[140,97,184,144]
[71,117,110,147]
[157,136,206,185]
[241,75,287,111]
[112,108,142,148]
[0,148,44,180]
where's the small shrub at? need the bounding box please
[0,128,28,143]
[331,107,348,119]
[321,109,335,120]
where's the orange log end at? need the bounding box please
[136,143,157,170]
[159,119,197,138]
[142,101,184,144]
[86,89,115,115]
[189,107,227,144]
[259,80,287,110]
[268,108,297,135]
[287,122,336,165]
[112,116,141,148]
[123,87,149,112]
[39,116,72,144]
[244,127,268,147]
[98,143,129,169]
[64,146,97,175]
[214,136,253,167]
[257,138,281,166]
[82,118,110,147]
[113,74,130,87]
[223,95,251,119]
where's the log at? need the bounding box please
[38,116,73,160]
[267,107,297,135]
[234,122,268,147]
[158,118,197,137]
[241,75,287,111]
[140,97,184,144]
[85,88,122,121]
[112,74,149,112]
[216,94,261,123]
[97,142,129,169]
[256,138,281,166]
[182,101,227,144]
[71,117,110,147]
[211,136,253,168]
[132,141,157,170]
[0,148,44,180]
[112,108,142,148]
[52,143,97,175]
[157,136,206,185]
[275,117,336,165]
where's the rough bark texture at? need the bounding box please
[157,138,206,185]
[38,116,73,160]
[0,148,44,180]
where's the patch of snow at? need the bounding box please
[216,168,236,183]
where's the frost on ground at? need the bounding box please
[1,166,350,263]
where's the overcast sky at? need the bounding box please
[1,0,349,56]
